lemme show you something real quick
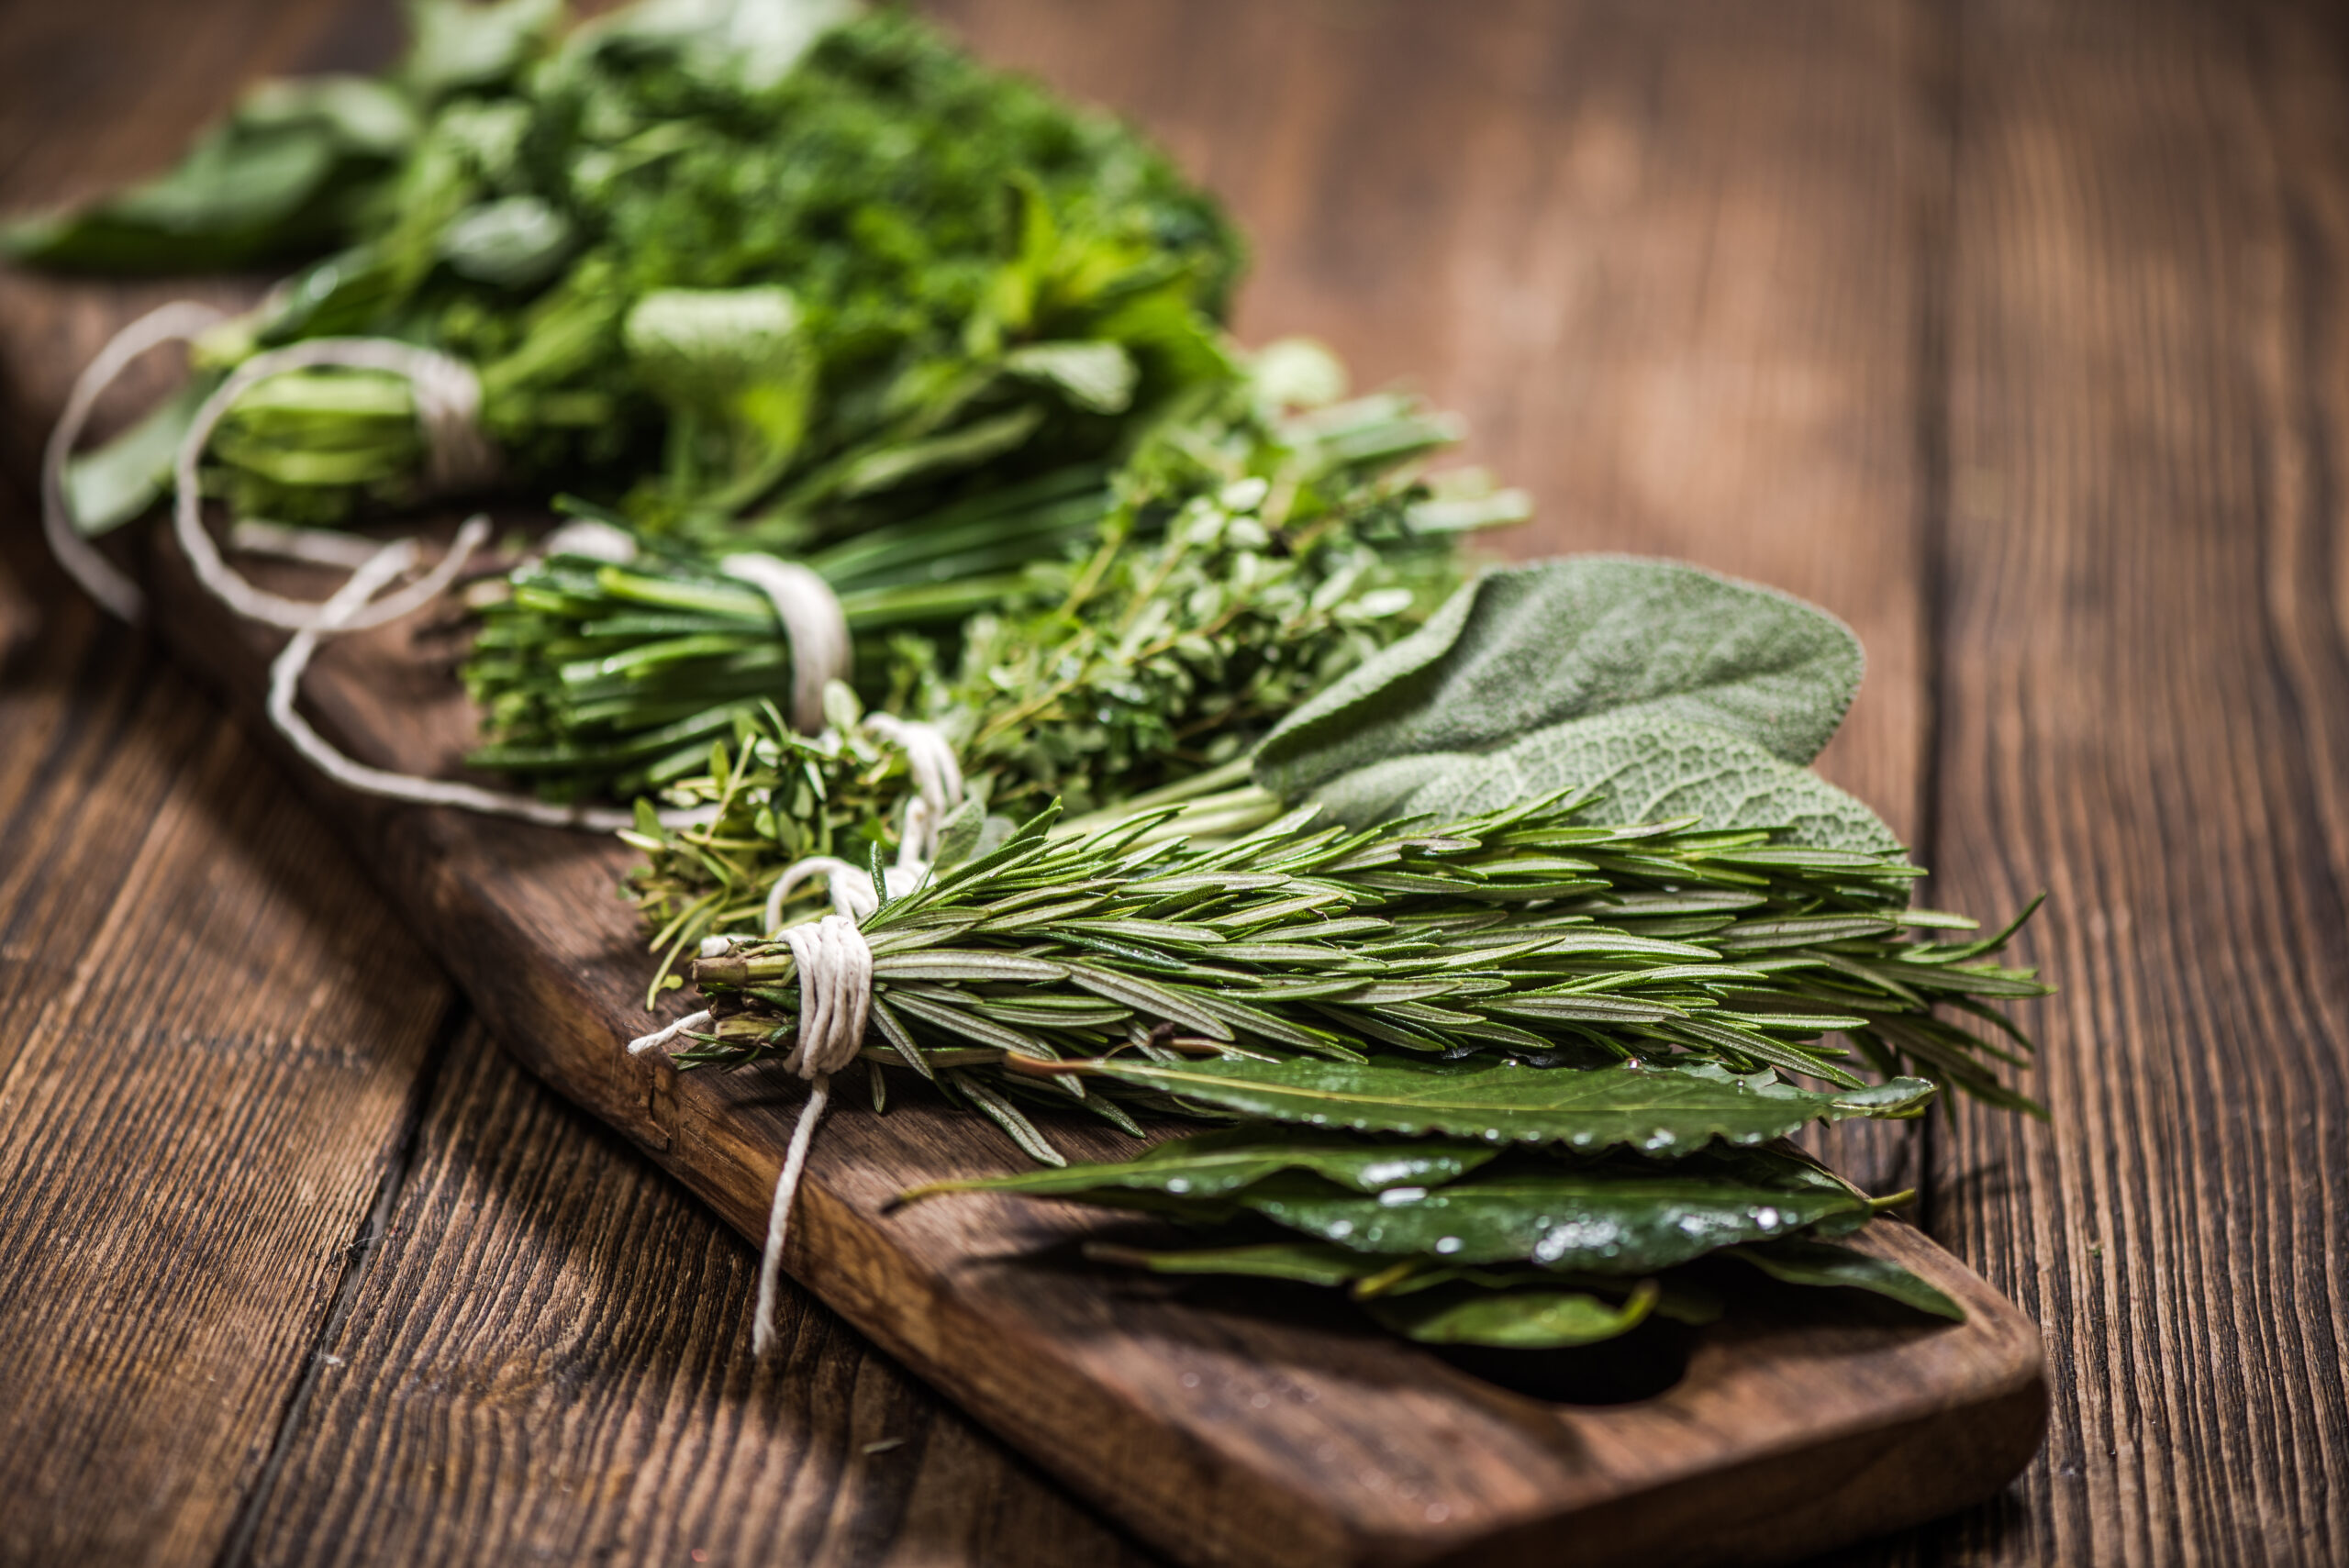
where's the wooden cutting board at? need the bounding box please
[1,257,2043,1568]
[82,514,2040,1568]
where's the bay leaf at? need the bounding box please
[1236,1162,1870,1272]
[1731,1238,1965,1320]
[1083,1240,1383,1289]
[1078,1056,1935,1152]
[903,1126,1500,1203]
[1361,1280,1657,1349]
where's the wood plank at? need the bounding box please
[0,6,463,1559]
[927,0,1942,1198]
[239,1023,1154,1568]
[0,566,453,1565]
[1930,0,2349,1561]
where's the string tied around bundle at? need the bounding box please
[39,306,507,629]
[627,908,874,1356]
[719,552,852,736]
[172,337,502,633]
[266,530,721,832]
[629,712,967,1352]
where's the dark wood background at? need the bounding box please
[2,0,2344,1563]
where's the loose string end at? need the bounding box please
[627,1008,712,1057]
[754,1073,831,1357]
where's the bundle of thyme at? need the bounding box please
[617,378,1522,945]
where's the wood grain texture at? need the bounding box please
[1927,0,2349,1562]
[0,6,2048,1558]
[0,521,453,1565]
[240,1024,1152,1568]
[61,0,2349,1562]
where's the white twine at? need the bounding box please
[777,914,874,1080]
[718,552,851,734]
[268,527,723,833]
[175,337,500,632]
[539,518,639,564]
[750,912,874,1353]
[39,299,228,620]
[863,712,962,850]
[228,518,393,570]
[630,707,965,1354]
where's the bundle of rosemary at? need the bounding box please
[17,0,1242,548]
[673,790,2042,1344]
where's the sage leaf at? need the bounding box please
[1311,712,1902,854]
[1075,1058,1935,1151]
[1256,557,1864,797]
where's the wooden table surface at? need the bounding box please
[2,1,2344,1563]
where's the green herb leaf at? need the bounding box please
[1234,1157,1871,1271]
[1256,557,1865,801]
[1731,1238,1965,1320]
[1073,1058,1934,1151]
[1082,1239,1384,1288]
[904,1126,1500,1203]
[1360,1279,1658,1348]
[1338,712,1906,855]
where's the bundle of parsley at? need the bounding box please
[16,0,1241,549]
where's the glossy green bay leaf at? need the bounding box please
[1360,1280,1658,1349]
[1079,1057,1935,1151]
[1083,1239,1382,1289]
[904,1126,1499,1203]
[1084,1240,1666,1348]
[1733,1239,1965,1321]
[1235,1161,1870,1273]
